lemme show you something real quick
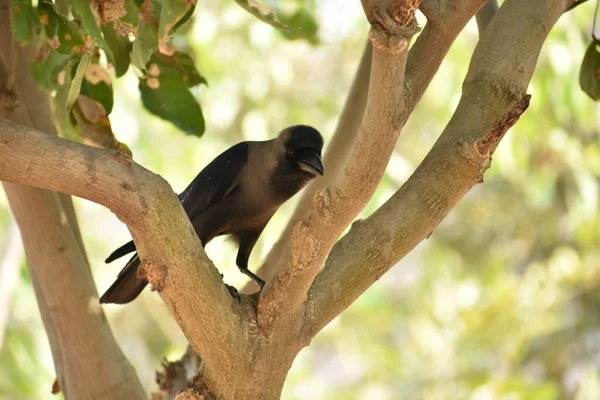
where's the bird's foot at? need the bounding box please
[220,274,241,302]
[226,284,241,303]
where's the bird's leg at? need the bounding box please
[240,268,265,290]
[236,234,265,292]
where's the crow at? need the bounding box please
[100,125,324,304]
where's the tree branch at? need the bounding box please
[256,0,487,333]
[405,0,488,105]
[304,0,572,336]
[0,119,248,393]
[257,0,420,331]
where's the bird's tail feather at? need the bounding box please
[105,240,136,263]
[99,254,147,304]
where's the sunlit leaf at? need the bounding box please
[132,22,158,69]
[579,40,600,101]
[103,22,132,77]
[146,51,206,87]
[66,53,92,110]
[235,0,290,31]
[170,3,196,34]
[54,58,80,140]
[132,0,159,69]
[11,0,37,45]
[158,0,197,47]
[121,0,141,28]
[139,76,205,136]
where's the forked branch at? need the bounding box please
[0,119,246,393]
[257,0,420,331]
[304,0,572,335]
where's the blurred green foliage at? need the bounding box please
[1,1,600,400]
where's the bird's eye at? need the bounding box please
[287,148,295,157]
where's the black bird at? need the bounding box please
[99,125,324,304]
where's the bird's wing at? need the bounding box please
[179,142,249,221]
[104,143,249,264]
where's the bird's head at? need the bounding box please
[279,125,324,177]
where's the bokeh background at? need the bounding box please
[1,1,599,399]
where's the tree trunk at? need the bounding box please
[0,2,146,398]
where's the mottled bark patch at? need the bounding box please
[476,94,531,155]
[140,259,168,292]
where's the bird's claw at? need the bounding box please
[226,284,241,303]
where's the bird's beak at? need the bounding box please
[296,149,324,176]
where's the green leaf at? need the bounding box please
[235,0,291,31]
[11,0,37,45]
[146,51,206,87]
[158,0,197,46]
[54,58,80,141]
[170,4,196,34]
[67,53,92,110]
[149,0,163,20]
[278,8,319,44]
[38,1,86,54]
[29,45,72,89]
[54,0,70,15]
[103,22,132,77]
[121,0,141,29]
[132,21,158,70]
[79,64,113,114]
[71,0,114,60]
[139,76,205,136]
[579,40,600,101]
[132,1,159,70]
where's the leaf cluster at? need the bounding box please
[10,0,318,145]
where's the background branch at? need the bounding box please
[405,0,488,104]
[475,0,499,35]
[304,0,572,336]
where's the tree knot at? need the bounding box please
[369,0,421,53]
[0,89,19,116]
[139,259,168,292]
[110,147,133,165]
